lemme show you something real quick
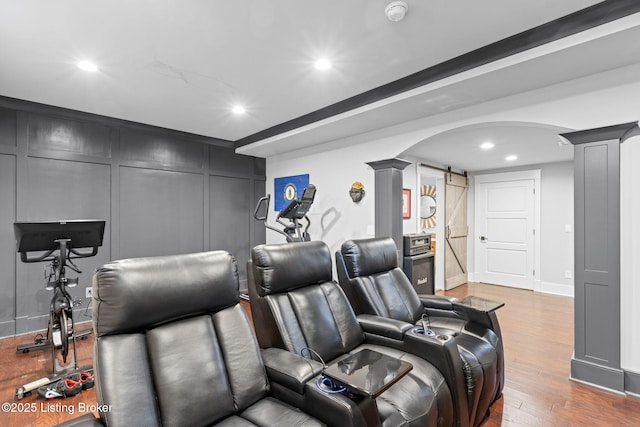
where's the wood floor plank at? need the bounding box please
[1,284,639,426]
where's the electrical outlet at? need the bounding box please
[564,270,572,279]
[86,287,93,298]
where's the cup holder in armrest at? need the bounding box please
[316,375,347,394]
[413,327,436,337]
[413,327,454,341]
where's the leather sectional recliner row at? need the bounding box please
[58,237,504,427]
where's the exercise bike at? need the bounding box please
[254,184,316,242]
[13,220,105,399]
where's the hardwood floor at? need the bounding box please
[0,323,96,427]
[1,285,639,426]
[441,283,640,427]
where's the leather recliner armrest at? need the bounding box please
[55,414,104,427]
[418,294,456,310]
[403,330,471,427]
[357,314,413,340]
[261,347,323,394]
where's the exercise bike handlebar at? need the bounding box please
[20,248,57,263]
[19,244,99,263]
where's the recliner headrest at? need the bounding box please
[340,237,398,278]
[92,251,239,336]
[251,241,333,296]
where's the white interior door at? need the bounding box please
[477,179,535,289]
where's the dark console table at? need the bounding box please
[323,349,412,398]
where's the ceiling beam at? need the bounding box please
[235,0,640,149]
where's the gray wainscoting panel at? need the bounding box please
[27,113,114,158]
[210,146,254,174]
[584,282,617,362]
[0,154,16,337]
[0,98,264,338]
[253,157,266,177]
[120,128,206,170]
[210,175,251,286]
[24,157,111,220]
[568,127,626,392]
[0,107,17,148]
[16,157,112,333]
[119,166,205,259]
[574,140,621,369]
[625,370,640,395]
[583,144,609,272]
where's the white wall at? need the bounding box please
[539,162,574,295]
[468,161,574,295]
[620,135,640,374]
[402,162,419,235]
[266,140,575,298]
[265,138,402,256]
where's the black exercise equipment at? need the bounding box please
[13,220,105,399]
[254,184,316,242]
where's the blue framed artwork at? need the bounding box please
[274,174,309,211]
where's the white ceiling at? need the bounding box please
[403,122,574,172]
[2,0,639,172]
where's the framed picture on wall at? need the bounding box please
[274,174,309,211]
[402,188,411,219]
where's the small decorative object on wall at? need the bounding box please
[420,185,437,229]
[274,174,309,211]
[349,181,365,203]
[402,188,411,219]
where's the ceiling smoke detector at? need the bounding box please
[385,1,409,22]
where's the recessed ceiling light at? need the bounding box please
[77,60,98,72]
[480,142,495,150]
[232,105,246,114]
[314,58,332,71]
[505,155,518,161]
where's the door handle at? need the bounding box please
[479,236,488,242]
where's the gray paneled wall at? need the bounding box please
[118,167,205,259]
[572,136,623,391]
[564,122,637,393]
[0,101,265,338]
[0,155,17,338]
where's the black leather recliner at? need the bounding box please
[248,241,456,427]
[57,251,325,427]
[336,237,505,427]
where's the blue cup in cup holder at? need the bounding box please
[316,375,346,394]
[414,327,436,337]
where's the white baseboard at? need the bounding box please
[540,281,574,297]
[468,273,573,297]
